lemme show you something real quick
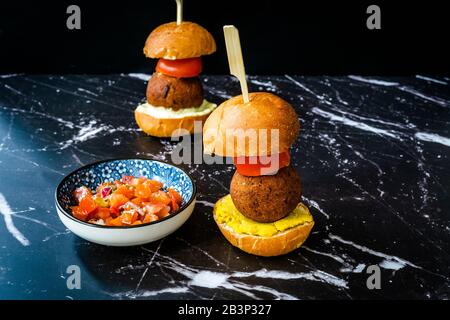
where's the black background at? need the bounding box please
[0,0,449,75]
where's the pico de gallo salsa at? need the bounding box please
[71,175,183,227]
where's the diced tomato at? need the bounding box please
[120,212,136,225]
[109,193,129,212]
[79,195,98,214]
[142,213,159,224]
[131,197,145,206]
[121,175,134,184]
[233,151,291,176]
[147,180,163,191]
[135,180,162,199]
[172,202,179,212]
[105,217,113,225]
[129,176,146,187]
[168,188,182,203]
[73,186,92,202]
[96,207,111,220]
[135,184,150,199]
[156,206,171,219]
[143,203,165,215]
[107,216,123,227]
[149,190,171,206]
[167,188,182,212]
[71,206,89,221]
[156,57,202,78]
[168,195,178,211]
[115,185,135,199]
[109,207,120,217]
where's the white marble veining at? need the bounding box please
[348,75,399,86]
[0,193,30,246]
[415,132,450,147]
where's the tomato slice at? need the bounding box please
[233,151,291,176]
[156,57,202,78]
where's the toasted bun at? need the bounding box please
[135,107,211,138]
[203,92,300,157]
[213,196,314,257]
[144,22,216,59]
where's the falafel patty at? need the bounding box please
[146,73,204,110]
[230,165,301,223]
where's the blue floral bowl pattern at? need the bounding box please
[56,159,196,229]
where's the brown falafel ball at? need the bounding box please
[146,73,204,110]
[230,166,301,223]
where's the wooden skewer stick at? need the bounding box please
[223,25,249,104]
[176,0,183,25]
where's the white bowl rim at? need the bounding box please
[55,158,197,230]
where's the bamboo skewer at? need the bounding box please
[176,0,183,25]
[223,25,249,104]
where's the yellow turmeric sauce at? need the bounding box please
[214,195,313,237]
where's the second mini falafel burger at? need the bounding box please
[203,92,315,257]
[135,16,217,137]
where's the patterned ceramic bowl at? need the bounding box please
[55,159,196,246]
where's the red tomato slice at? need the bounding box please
[233,151,291,176]
[156,57,202,78]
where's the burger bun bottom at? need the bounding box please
[213,195,314,257]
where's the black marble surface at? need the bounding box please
[0,73,449,300]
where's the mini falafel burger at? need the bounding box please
[203,92,314,257]
[134,18,217,137]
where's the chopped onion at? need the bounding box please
[101,187,112,198]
